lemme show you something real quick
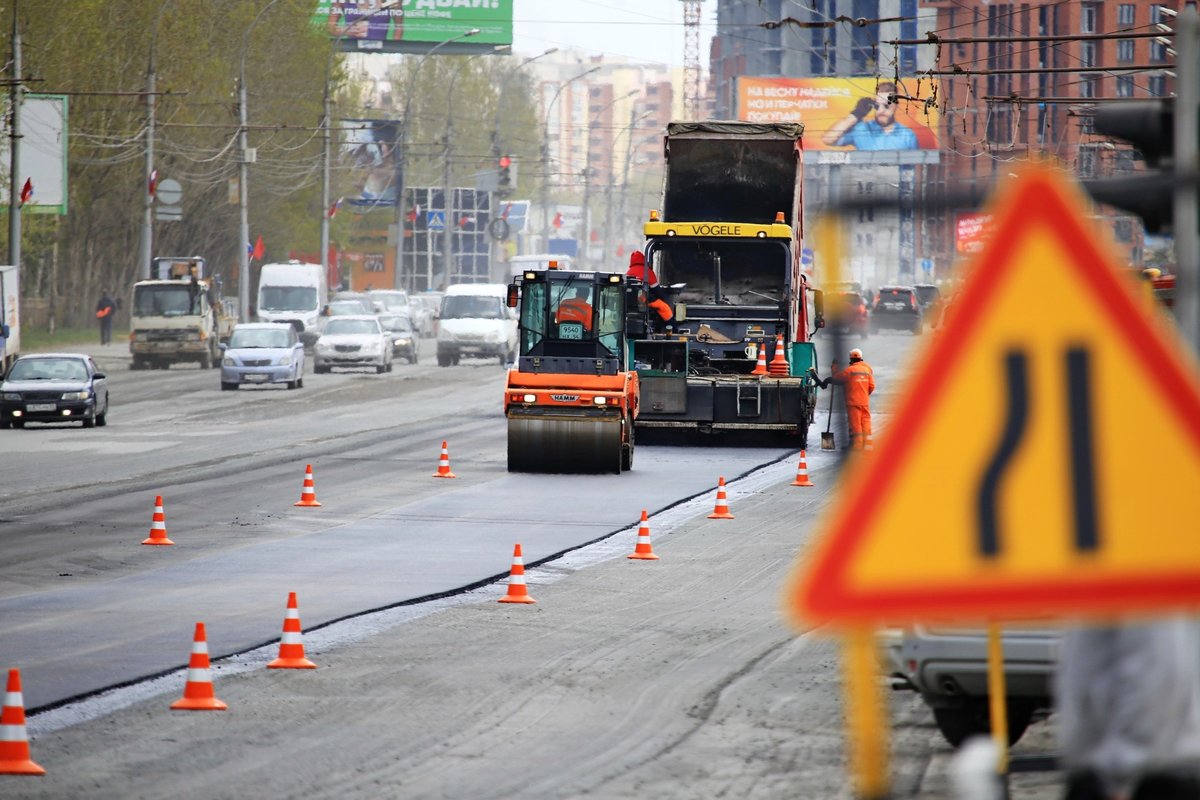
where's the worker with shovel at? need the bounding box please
[809,348,875,450]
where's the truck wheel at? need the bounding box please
[82,413,95,429]
[221,382,238,391]
[437,352,453,367]
[621,416,635,471]
[131,357,147,371]
[932,700,1032,749]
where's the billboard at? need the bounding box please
[314,0,512,54]
[340,119,403,206]
[736,77,938,152]
[955,211,994,254]
[0,94,68,214]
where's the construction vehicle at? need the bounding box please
[504,267,643,473]
[632,121,823,445]
[129,257,237,370]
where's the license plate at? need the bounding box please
[27,403,56,412]
[245,374,269,382]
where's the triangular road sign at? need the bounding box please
[786,168,1200,626]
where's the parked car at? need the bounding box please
[913,283,944,329]
[313,315,393,374]
[379,313,420,363]
[219,322,305,391]
[827,290,870,340]
[883,624,1059,748]
[870,285,923,334]
[0,353,109,429]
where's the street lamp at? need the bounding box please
[237,0,284,323]
[581,89,637,268]
[540,66,601,249]
[139,0,176,282]
[442,45,509,285]
[321,0,402,297]
[393,27,481,292]
[608,109,655,263]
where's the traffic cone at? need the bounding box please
[767,333,790,376]
[141,494,175,545]
[791,450,815,487]
[0,669,45,776]
[750,341,767,375]
[294,464,322,507]
[707,476,735,519]
[497,543,536,604]
[170,622,228,711]
[267,591,317,669]
[432,440,457,478]
[627,510,659,560]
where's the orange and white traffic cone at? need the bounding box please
[707,476,735,519]
[767,333,790,376]
[0,669,45,776]
[497,543,536,604]
[791,450,815,487]
[267,591,316,669]
[432,440,457,479]
[750,342,768,376]
[294,464,322,507]
[627,510,659,560]
[170,622,228,711]
[142,494,175,545]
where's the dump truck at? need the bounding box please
[504,267,643,473]
[631,121,822,445]
[129,257,237,370]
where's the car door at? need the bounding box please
[288,329,304,377]
[88,357,108,414]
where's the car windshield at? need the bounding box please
[324,319,378,335]
[8,357,88,381]
[228,328,291,349]
[133,284,201,316]
[259,286,317,312]
[370,292,409,310]
[914,285,940,304]
[327,302,367,316]
[379,315,413,332]
[440,295,504,319]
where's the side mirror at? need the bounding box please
[506,284,519,308]
[92,372,107,380]
[218,343,227,351]
[812,290,826,330]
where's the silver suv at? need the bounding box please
[883,625,1059,747]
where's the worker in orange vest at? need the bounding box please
[555,286,594,333]
[811,348,875,449]
[625,251,674,330]
[95,289,117,345]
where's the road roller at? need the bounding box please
[504,267,643,473]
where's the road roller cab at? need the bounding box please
[504,269,642,474]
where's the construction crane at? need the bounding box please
[681,0,702,120]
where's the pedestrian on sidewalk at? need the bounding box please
[95,289,117,345]
[809,347,875,449]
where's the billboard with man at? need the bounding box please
[736,77,938,152]
[314,0,513,54]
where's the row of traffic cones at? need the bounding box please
[1,591,318,774]
[750,334,791,377]
[141,441,460,547]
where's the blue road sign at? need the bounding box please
[921,258,934,273]
[427,211,446,230]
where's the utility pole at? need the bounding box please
[7,4,22,273]
[140,37,156,281]
[442,131,453,284]
[1176,5,1199,349]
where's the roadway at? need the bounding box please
[0,329,1063,798]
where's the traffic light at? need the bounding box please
[1090,99,1192,234]
[497,155,514,198]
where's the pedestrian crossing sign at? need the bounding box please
[785,167,1200,626]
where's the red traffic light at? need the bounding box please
[498,155,512,169]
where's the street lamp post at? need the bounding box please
[393,28,480,292]
[540,66,600,250]
[140,1,175,282]
[237,0,284,323]
[7,5,22,276]
[581,89,636,268]
[610,109,654,265]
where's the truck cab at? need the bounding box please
[129,257,234,370]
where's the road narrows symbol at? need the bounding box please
[1066,347,1100,553]
[978,350,1030,558]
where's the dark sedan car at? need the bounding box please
[1,353,110,429]
[870,285,923,334]
[379,313,420,364]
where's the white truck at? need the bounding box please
[0,265,19,375]
[256,261,327,335]
[129,257,236,370]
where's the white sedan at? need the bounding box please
[313,315,393,374]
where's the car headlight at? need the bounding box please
[223,357,236,367]
[278,356,292,366]
[484,331,501,343]
[393,337,411,346]
[361,340,381,353]
[2,392,21,401]
[61,390,90,401]
[316,342,332,353]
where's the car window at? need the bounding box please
[324,319,378,335]
[379,315,413,332]
[441,295,504,319]
[8,357,88,381]
[876,289,913,305]
[229,328,291,348]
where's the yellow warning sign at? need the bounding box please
[787,167,1200,626]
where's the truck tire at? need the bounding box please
[221,382,238,391]
[437,351,453,367]
[932,700,1033,749]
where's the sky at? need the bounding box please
[510,0,715,71]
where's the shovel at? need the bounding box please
[820,384,836,450]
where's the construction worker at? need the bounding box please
[555,286,594,333]
[810,348,874,449]
[625,251,674,330]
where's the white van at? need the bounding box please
[435,283,517,367]
[256,261,327,334]
[507,253,573,280]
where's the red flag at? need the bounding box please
[148,169,158,198]
[552,212,563,230]
[19,178,32,205]
[252,235,265,260]
[328,197,342,219]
